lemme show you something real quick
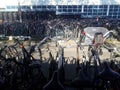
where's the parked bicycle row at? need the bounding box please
[0,18,120,41]
[0,26,119,90]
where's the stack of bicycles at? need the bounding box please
[0,27,119,90]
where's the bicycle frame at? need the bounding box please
[79,28,114,77]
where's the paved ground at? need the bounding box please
[0,38,119,62]
[39,39,120,62]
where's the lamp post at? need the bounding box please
[18,0,22,23]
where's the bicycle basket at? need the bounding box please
[84,27,108,45]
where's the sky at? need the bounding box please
[0,0,120,8]
[0,0,25,8]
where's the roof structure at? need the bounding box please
[0,0,120,8]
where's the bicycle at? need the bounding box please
[79,27,120,89]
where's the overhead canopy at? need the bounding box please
[1,0,120,7]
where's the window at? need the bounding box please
[63,5,67,8]
[58,9,62,12]
[99,5,103,8]
[32,6,36,9]
[113,13,117,15]
[88,13,92,15]
[114,9,118,12]
[78,5,82,8]
[114,5,119,8]
[88,9,92,13]
[118,10,120,14]
[109,13,112,15]
[103,5,108,9]
[7,6,18,9]
[118,16,120,18]
[37,6,41,9]
[58,5,62,8]
[108,16,112,18]
[21,6,26,9]
[47,5,51,9]
[103,9,107,12]
[93,5,98,9]
[73,8,77,12]
[6,6,11,9]
[98,13,102,15]
[83,13,87,15]
[110,5,114,8]
[88,5,93,8]
[103,13,106,15]
[109,9,113,12]
[84,5,87,8]
[78,8,81,12]
[84,8,87,12]
[42,6,46,8]
[93,9,97,13]
[63,8,67,12]
[68,5,72,8]
[51,6,56,10]
[72,5,77,8]
[68,8,72,12]
[113,16,117,18]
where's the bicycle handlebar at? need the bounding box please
[85,30,114,42]
[103,44,118,52]
[103,31,114,41]
[35,37,52,49]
